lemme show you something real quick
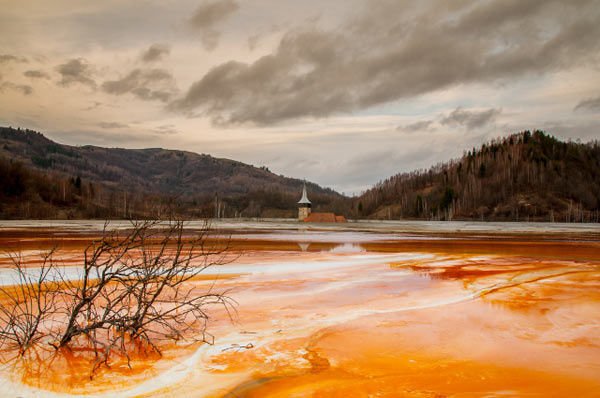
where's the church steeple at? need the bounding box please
[298,182,311,221]
[298,182,311,205]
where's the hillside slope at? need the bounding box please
[357,130,600,222]
[0,127,347,219]
[0,127,338,197]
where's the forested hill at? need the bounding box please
[358,130,600,222]
[0,127,348,219]
[3,127,599,222]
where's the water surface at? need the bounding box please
[0,220,598,397]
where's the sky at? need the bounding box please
[0,0,599,195]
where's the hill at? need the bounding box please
[3,127,599,222]
[357,130,600,222]
[0,127,348,219]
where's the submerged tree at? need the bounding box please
[0,219,236,376]
[0,249,60,355]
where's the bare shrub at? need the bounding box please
[0,249,60,355]
[0,219,235,376]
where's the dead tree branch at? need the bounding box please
[0,219,236,376]
[0,249,60,355]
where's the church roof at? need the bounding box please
[298,183,311,204]
[303,213,347,223]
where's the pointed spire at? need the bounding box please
[298,181,311,204]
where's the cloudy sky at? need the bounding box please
[1,0,599,195]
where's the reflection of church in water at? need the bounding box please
[297,183,347,223]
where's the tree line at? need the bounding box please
[0,155,351,219]
[3,128,599,221]
[356,130,600,222]
[1,126,350,219]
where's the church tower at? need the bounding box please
[298,182,311,221]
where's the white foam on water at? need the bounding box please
[213,252,435,276]
[0,262,584,398]
[0,253,435,287]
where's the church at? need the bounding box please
[297,183,347,223]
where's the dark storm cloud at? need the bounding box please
[398,107,500,133]
[84,101,104,111]
[440,107,501,130]
[397,120,434,133]
[141,44,170,63]
[0,54,27,64]
[102,68,177,102]
[23,70,50,79]
[0,82,33,95]
[98,121,129,129]
[189,0,239,30]
[188,0,239,51]
[56,58,96,87]
[171,0,600,125]
[247,34,261,51]
[574,96,600,112]
[152,125,179,135]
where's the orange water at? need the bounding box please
[0,228,598,397]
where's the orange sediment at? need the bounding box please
[0,227,598,397]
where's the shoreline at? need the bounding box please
[0,218,599,235]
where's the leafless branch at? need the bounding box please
[0,218,236,377]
